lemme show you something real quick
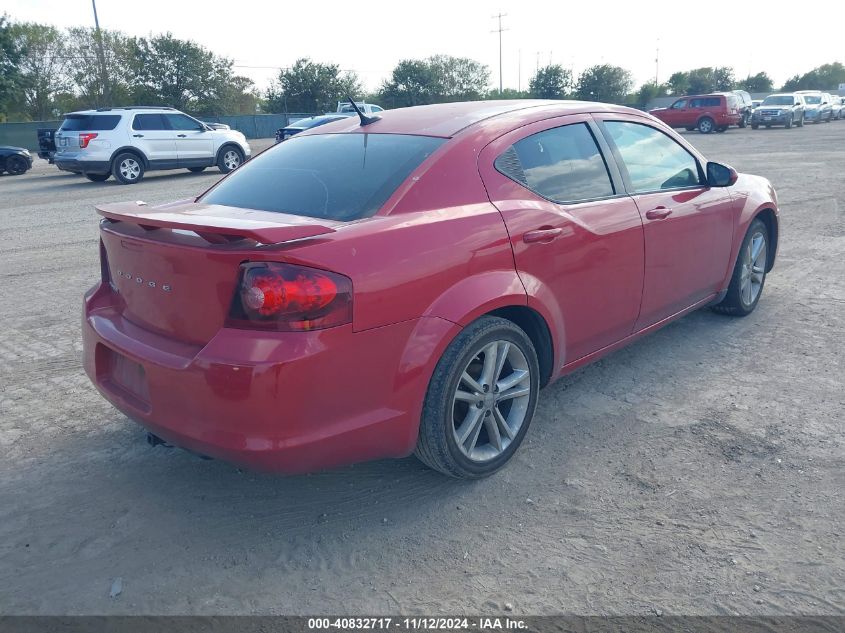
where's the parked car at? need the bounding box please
[829,96,843,120]
[275,114,348,143]
[53,106,251,184]
[37,128,57,163]
[795,91,833,123]
[649,93,742,133]
[335,101,384,117]
[82,100,779,478]
[751,93,805,129]
[751,99,763,109]
[731,89,754,127]
[0,145,33,175]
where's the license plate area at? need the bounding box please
[97,345,151,413]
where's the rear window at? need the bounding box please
[60,114,121,131]
[201,133,445,221]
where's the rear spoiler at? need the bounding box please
[96,200,337,245]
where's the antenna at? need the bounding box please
[346,95,380,126]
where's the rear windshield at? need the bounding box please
[60,114,121,131]
[201,133,446,221]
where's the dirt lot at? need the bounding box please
[0,126,842,617]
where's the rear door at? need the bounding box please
[478,115,645,365]
[165,113,215,167]
[131,113,178,167]
[594,116,736,329]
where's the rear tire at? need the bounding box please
[698,117,715,133]
[414,316,539,478]
[85,173,110,182]
[738,113,748,128]
[217,146,244,174]
[685,126,696,131]
[111,152,145,185]
[711,218,769,317]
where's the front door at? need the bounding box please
[594,117,737,329]
[479,115,645,366]
[165,113,215,167]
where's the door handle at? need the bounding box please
[645,206,673,220]
[177,134,187,138]
[523,227,563,243]
[132,134,144,138]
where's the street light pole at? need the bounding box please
[491,12,508,94]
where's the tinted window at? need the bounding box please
[495,123,614,203]
[605,121,701,193]
[689,97,721,108]
[166,113,203,131]
[670,100,686,109]
[132,114,168,130]
[201,134,445,221]
[60,114,121,131]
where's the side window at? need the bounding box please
[165,113,203,131]
[671,99,686,109]
[707,97,721,107]
[132,114,167,131]
[604,121,701,193]
[495,123,615,203]
[371,106,384,113]
[689,99,702,108]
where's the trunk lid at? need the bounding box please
[97,200,339,344]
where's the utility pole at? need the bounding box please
[518,49,521,93]
[91,0,111,105]
[654,38,660,85]
[491,12,508,94]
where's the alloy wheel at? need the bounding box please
[740,231,767,307]
[451,340,532,462]
[119,158,141,181]
[223,150,241,170]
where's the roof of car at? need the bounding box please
[65,107,177,115]
[298,100,643,139]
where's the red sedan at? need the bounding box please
[83,100,779,478]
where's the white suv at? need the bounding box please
[53,107,251,184]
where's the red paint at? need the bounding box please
[649,93,742,130]
[82,101,778,473]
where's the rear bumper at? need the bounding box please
[82,283,453,473]
[54,158,110,174]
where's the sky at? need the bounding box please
[4,0,844,93]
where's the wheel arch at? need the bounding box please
[486,305,554,387]
[216,142,244,162]
[110,146,149,169]
[753,208,779,272]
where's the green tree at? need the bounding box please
[129,33,234,115]
[266,58,361,114]
[528,64,572,99]
[713,67,735,91]
[0,14,24,118]
[686,67,716,94]
[12,22,72,120]
[782,62,845,91]
[666,71,689,96]
[636,81,668,107]
[222,75,261,114]
[738,72,773,93]
[379,55,489,108]
[486,88,530,100]
[575,64,633,103]
[65,27,134,109]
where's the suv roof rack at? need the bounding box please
[94,106,177,112]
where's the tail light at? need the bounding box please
[79,133,98,149]
[226,262,352,331]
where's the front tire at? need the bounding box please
[785,115,793,129]
[751,123,759,129]
[5,155,29,175]
[797,114,804,127]
[415,316,539,478]
[188,166,206,173]
[217,146,244,174]
[112,152,145,184]
[712,218,769,317]
[698,117,715,134]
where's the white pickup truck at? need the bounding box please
[335,102,385,116]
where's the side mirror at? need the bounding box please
[707,162,738,187]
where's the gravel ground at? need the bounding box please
[0,127,842,616]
